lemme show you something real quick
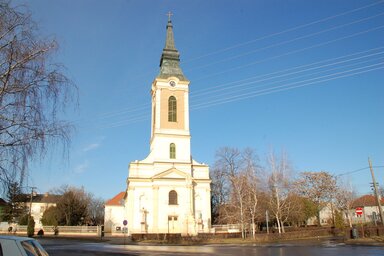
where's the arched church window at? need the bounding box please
[169,190,178,205]
[170,143,176,159]
[168,96,177,122]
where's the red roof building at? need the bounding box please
[105,192,126,206]
[352,194,384,208]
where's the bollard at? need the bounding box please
[351,227,358,239]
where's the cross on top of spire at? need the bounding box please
[158,11,187,81]
[166,11,173,22]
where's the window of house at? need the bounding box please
[168,96,177,122]
[169,190,178,205]
[170,143,176,159]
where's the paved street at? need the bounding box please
[38,238,384,256]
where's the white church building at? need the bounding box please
[104,17,211,236]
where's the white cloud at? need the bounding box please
[83,143,100,152]
[82,136,105,152]
[74,161,89,174]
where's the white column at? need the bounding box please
[155,88,161,129]
[152,185,159,232]
[184,90,189,132]
[127,187,135,233]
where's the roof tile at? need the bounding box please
[105,192,125,206]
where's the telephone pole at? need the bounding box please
[27,187,37,228]
[368,158,384,225]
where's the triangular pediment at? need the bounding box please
[152,168,191,180]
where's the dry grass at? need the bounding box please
[369,236,384,242]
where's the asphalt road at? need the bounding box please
[39,237,384,256]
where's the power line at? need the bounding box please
[336,166,384,177]
[193,24,384,82]
[117,1,384,91]
[185,11,384,73]
[83,50,383,129]
[191,62,384,110]
[96,61,383,129]
[71,5,384,129]
[191,58,384,107]
[191,49,384,99]
[79,45,384,129]
[184,0,384,63]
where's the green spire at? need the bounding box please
[158,16,187,81]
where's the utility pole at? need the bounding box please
[27,187,37,228]
[368,158,384,225]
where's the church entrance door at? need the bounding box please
[168,216,179,233]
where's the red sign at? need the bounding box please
[356,207,363,216]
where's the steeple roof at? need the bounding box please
[157,17,187,81]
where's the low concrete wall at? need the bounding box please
[0,225,99,236]
[198,227,337,241]
[346,226,384,239]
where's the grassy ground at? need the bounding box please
[133,235,336,246]
[345,236,384,246]
[8,232,384,246]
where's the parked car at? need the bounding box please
[0,235,49,256]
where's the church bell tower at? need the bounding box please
[148,17,191,163]
[124,14,211,236]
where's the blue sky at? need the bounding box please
[14,0,384,200]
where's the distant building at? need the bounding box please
[306,194,384,226]
[0,193,60,228]
[104,17,211,236]
[25,193,61,228]
[104,192,125,233]
[307,204,334,226]
[347,194,384,224]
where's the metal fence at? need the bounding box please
[211,224,241,233]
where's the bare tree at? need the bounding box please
[287,195,318,227]
[211,147,241,224]
[212,147,262,238]
[87,196,105,225]
[230,172,248,238]
[295,171,337,226]
[267,150,293,234]
[214,147,247,237]
[55,186,90,226]
[211,164,230,224]
[378,186,384,199]
[281,193,304,227]
[42,186,104,226]
[0,1,76,189]
[242,148,261,239]
[213,147,306,235]
[334,179,356,228]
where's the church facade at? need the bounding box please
[105,18,211,236]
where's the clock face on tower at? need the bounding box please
[169,80,176,87]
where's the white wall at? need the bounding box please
[104,205,125,233]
